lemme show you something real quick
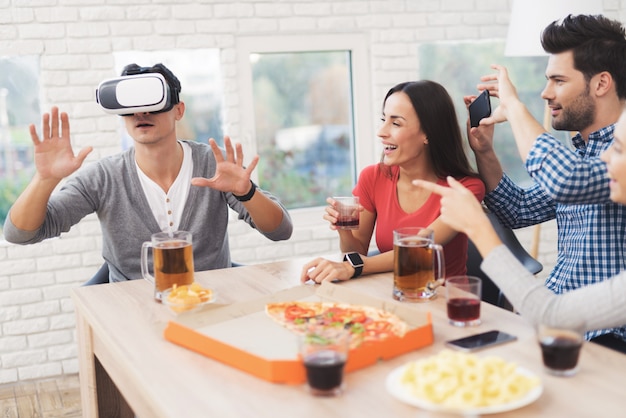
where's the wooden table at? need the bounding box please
[71,258,625,417]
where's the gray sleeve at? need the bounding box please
[226,188,293,241]
[3,173,99,245]
[481,245,626,330]
[3,213,40,243]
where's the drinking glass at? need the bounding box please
[445,276,482,327]
[392,227,445,302]
[537,323,584,377]
[333,196,360,230]
[299,328,350,396]
[141,230,195,302]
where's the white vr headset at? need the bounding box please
[95,73,175,115]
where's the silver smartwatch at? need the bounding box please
[343,252,364,279]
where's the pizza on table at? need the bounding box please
[266,301,408,349]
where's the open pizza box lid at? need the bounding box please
[163,281,433,384]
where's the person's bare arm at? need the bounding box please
[234,182,287,232]
[9,174,60,231]
[471,149,504,193]
[9,107,93,231]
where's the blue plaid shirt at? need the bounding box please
[485,125,626,341]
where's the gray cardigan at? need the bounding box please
[4,140,293,282]
[482,245,626,332]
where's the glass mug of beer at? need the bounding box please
[393,227,445,302]
[141,230,195,302]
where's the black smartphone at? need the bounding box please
[445,330,517,352]
[469,89,491,127]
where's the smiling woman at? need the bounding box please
[300,80,485,284]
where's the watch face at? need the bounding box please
[346,253,363,267]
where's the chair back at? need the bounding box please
[82,263,110,286]
[466,211,543,310]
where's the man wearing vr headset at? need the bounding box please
[3,63,293,283]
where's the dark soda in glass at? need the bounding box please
[540,336,582,371]
[303,350,346,394]
[336,218,359,229]
[447,297,481,322]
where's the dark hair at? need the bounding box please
[121,63,182,104]
[379,80,477,180]
[541,14,626,99]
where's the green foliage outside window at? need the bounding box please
[0,171,33,232]
[251,51,355,209]
[0,56,40,236]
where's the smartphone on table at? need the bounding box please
[469,89,492,127]
[445,330,517,352]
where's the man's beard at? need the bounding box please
[552,85,595,132]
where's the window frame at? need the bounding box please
[236,34,374,221]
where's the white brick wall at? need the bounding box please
[0,1,620,384]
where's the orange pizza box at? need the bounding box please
[163,282,433,384]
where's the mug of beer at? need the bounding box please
[141,230,195,302]
[392,227,445,302]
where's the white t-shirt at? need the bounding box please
[135,141,193,232]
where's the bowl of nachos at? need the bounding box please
[162,282,216,314]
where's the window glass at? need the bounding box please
[250,51,356,209]
[113,50,223,149]
[418,41,569,186]
[0,56,40,235]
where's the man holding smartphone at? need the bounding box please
[467,14,626,353]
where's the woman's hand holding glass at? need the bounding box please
[324,197,364,231]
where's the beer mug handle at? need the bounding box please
[141,241,155,284]
[427,243,446,291]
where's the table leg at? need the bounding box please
[76,310,134,417]
[76,312,98,417]
[95,357,134,418]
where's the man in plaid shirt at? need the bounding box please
[469,14,626,353]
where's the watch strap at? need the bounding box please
[233,180,257,202]
[343,253,364,279]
